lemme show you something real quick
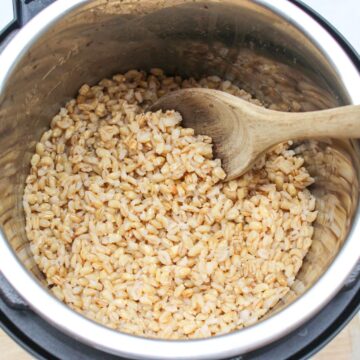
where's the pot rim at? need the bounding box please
[0,0,359,359]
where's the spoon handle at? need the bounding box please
[263,105,360,144]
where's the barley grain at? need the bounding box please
[24,69,316,340]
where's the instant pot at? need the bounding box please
[0,0,359,359]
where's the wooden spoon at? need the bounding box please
[151,88,360,181]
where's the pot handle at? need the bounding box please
[0,272,28,309]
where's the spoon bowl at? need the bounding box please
[152,88,360,180]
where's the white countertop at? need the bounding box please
[302,0,359,53]
[0,0,15,34]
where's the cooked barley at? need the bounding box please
[23,69,317,339]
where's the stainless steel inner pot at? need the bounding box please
[0,1,359,359]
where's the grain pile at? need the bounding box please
[23,69,317,339]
